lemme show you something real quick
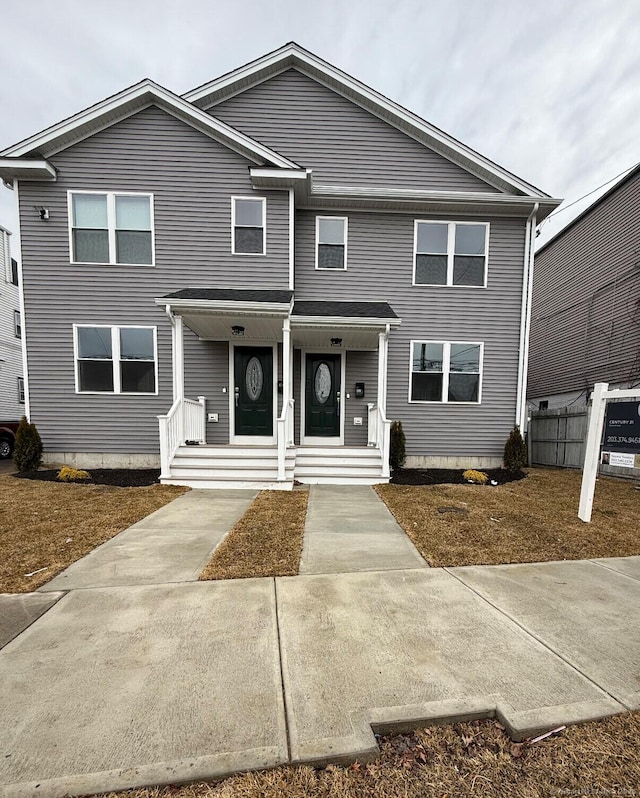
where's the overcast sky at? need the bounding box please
[2,0,639,249]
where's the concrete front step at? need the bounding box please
[163,477,295,490]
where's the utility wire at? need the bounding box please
[538,160,640,234]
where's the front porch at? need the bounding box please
[155,289,400,488]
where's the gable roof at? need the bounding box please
[184,42,551,199]
[0,79,299,169]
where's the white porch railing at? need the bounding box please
[277,398,295,481]
[367,402,391,479]
[158,396,206,479]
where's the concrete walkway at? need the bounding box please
[40,489,256,591]
[300,485,427,573]
[1,486,640,796]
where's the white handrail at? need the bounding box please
[157,398,181,479]
[183,397,206,444]
[277,398,295,481]
[367,403,378,446]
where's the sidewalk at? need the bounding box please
[1,556,639,795]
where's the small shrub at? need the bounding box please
[504,426,527,471]
[389,420,406,471]
[463,469,488,485]
[13,416,43,472]
[57,466,91,482]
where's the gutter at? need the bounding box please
[515,202,539,430]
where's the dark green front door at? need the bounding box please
[305,354,341,438]
[234,346,273,436]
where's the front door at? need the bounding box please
[234,346,273,437]
[305,353,341,439]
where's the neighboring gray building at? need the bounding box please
[0,43,559,487]
[528,165,640,412]
[0,224,24,420]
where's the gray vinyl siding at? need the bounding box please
[295,210,526,458]
[210,69,500,193]
[344,351,378,446]
[18,105,289,453]
[184,338,229,444]
[528,171,640,400]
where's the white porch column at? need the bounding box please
[175,314,185,444]
[282,318,291,409]
[377,330,387,413]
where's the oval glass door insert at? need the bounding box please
[245,356,263,401]
[314,362,332,404]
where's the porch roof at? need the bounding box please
[292,300,398,320]
[161,288,293,306]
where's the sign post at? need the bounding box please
[578,383,640,522]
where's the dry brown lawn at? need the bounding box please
[104,713,640,797]
[199,489,308,580]
[376,467,640,566]
[0,475,187,592]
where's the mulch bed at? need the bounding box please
[14,468,161,487]
[391,467,526,485]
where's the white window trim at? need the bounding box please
[17,377,25,404]
[412,220,489,288]
[408,340,484,404]
[231,196,266,256]
[67,190,155,266]
[315,215,348,271]
[14,310,21,338]
[73,324,158,395]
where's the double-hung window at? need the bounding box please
[74,325,157,394]
[14,310,21,339]
[232,197,266,254]
[410,341,483,403]
[17,377,25,404]
[70,192,154,265]
[414,221,488,287]
[316,216,347,270]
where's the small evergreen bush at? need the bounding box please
[13,416,43,472]
[504,426,527,471]
[463,469,489,485]
[57,466,91,482]
[389,420,406,471]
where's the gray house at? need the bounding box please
[0,43,559,488]
[528,164,640,411]
[0,224,24,421]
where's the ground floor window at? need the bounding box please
[74,324,157,394]
[409,340,483,403]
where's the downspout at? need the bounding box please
[515,202,539,431]
[383,323,390,414]
[288,188,295,291]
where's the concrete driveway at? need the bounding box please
[1,487,639,796]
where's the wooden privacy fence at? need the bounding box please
[528,407,588,468]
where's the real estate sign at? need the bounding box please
[601,400,640,467]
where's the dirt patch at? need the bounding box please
[14,468,161,487]
[376,467,640,567]
[0,475,187,592]
[391,467,526,486]
[199,490,308,580]
[103,712,640,797]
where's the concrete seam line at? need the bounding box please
[588,559,640,583]
[442,567,627,709]
[273,577,292,763]
[0,591,67,652]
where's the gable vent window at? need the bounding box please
[232,197,266,255]
[414,221,488,287]
[74,325,157,394]
[316,216,347,270]
[70,192,154,265]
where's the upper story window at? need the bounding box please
[316,216,347,270]
[14,310,21,339]
[409,340,483,403]
[232,197,266,255]
[10,258,18,286]
[74,324,157,394]
[17,377,25,404]
[70,192,154,265]
[414,221,488,287]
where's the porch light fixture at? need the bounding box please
[331,337,342,347]
[231,325,245,336]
